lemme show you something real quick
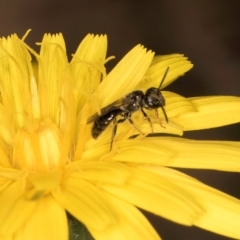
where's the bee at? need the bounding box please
[87,67,169,150]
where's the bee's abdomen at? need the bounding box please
[91,108,123,139]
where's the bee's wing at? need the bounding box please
[87,99,123,124]
[87,112,100,124]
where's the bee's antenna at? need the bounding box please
[158,67,169,89]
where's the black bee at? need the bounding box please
[88,67,169,150]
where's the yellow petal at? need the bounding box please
[0,34,32,128]
[142,137,240,171]
[142,54,193,89]
[101,168,204,226]
[112,140,173,164]
[0,167,24,180]
[176,96,240,130]
[70,34,107,112]
[15,195,68,240]
[26,170,62,200]
[0,234,12,240]
[142,166,240,239]
[0,179,37,236]
[0,146,11,168]
[69,161,133,185]
[163,91,197,118]
[0,104,13,150]
[97,45,154,108]
[121,137,240,171]
[89,193,161,240]
[38,33,68,123]
[52,176,118,231]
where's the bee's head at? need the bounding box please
[143,87,165,109]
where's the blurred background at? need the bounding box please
[1,0,240,239]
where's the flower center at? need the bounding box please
[12,119,65,172]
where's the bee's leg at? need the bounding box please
[140,108,153,133]
[160,106,168,123]
[155,109,166,128]
[110,117,117,151]
[125,113,144,135]
[110,117,126,151]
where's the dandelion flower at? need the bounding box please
[0,31,240,240]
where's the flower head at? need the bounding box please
[0,31,240,240]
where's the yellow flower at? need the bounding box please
[0,31,240,240]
